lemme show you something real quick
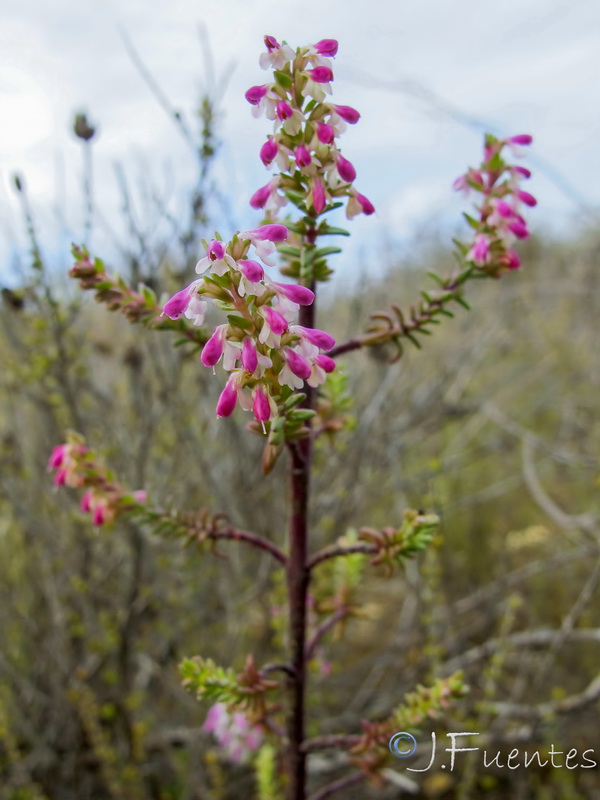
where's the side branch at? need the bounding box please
[305,608,350,661]
[302,734,362,753]
[329,268,475,360]
[148,507,287,565]
[308,771,367,800]
[307,543,377,570]
[210,525,288,564]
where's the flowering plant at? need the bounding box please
[52,34,535,799]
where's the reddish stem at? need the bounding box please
[286,271,316,800]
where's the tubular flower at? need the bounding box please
[453,133,535,276]
[203,703,264,764]
[48,435,147,527]
[159,224,336,425]
[244,37,373,220]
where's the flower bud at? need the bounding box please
[295,144,312,167]
[357,192,375,215]
[216,379,239,417]
[508,219,529,239]
[260,137,278,165]
[242,337,258,373]
[314,39,338,56]
[337,154,356,183]
[508,134,533,146]
[272,282,315,305]
[309,66,333,83]
[517,190,537,207]
[284,348,312,380]
[317,122,335,143]
[201,326,225,367]
[250,223,289,242]
[252,386,272,422]
[264,35,280,52]
[314,354,336,372]
[238,259,265,283]
[245,85,268,105]
[276,101,293,120]
[262,307,288,335]
[312,178,326,214]
[333,104,360,123]
[294,325,335,351]
[249,182,272,209]
[208,240,226,260]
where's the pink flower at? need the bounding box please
[508,219,529,239]
[494,200,514,218]
[203,703,263,764]
[239,224,289,266]
[336,154,356,183]
[242,337,258,373]
[238,258,265,283]
[316,122,335,144]
[508,134,533,146]
[248,178,287,214]
[92,502,108,527]
[216,377,239,418]
[346,190,375,218]
[314,39,338,57]
[312,178,327,214]
[314,354,336,372]
[250,182,273,209]
[80,490,93,513]
[279,348,311,389]
[295,144,312,168]
[468,234,490,266]
[332,104,360,123]
[271,282,315,306]
[291,325,335,351]
[276,101,293,121]
[248,224,289,243]
[261,307,288,335]
[259,36,295,70]
[260,137,278,166]
[196,241,237,277]
[268,282,314,322]
[237,259,266,297]
[162,280,206,325]
[356,192,375,214]
[499,249,521,270]
[245,85,268,105]
[252,386,272,423]
[48,445,67,469]
[517,190,537,207]
[259,306,288,348]
[201,325,227,368]
[309,66,334,83]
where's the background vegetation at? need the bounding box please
[1,82,599,800]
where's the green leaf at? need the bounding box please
[273,70,293,90]
[227,314,252,331]
[317,222,351,237]
[314,246,342,258]
[277,245,302,258]
[462,212,480,230]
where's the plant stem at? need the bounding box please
[286,262,316,800]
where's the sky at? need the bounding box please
[1,0,599,284]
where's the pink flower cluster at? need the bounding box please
[245,36,375,219]
[454,134,536,274]
[203,703,263,764]
[48,440,146,526]
[162,224,336,424]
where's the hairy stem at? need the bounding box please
[286,253,316,800]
